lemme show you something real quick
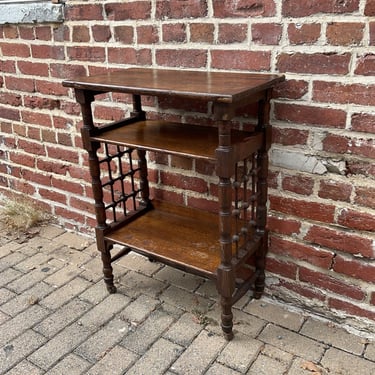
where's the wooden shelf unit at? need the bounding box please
[63,68,284,340]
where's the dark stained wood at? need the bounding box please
[63,68,284,103]
[92,120,261,162]
[106,200,221,278]
[66,67,285,341]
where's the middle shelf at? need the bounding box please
[91,120,261,161]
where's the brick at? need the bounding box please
[351,112,375,133]
[282,0,359,16]
[171,330,226,374]
[121,308,176,354]
[249,299,305,331]
[299,267,366,300]
[322,134,374,159]
[31,44,65,60]
[119,294,160,326]
[218,23,247,44]
[211,50,270,71]
[322,347,375,375]
[252,23,282,45]
[318,179,352,202]
[43,264,84,288]
[23,96,60,110]
[46,354,91,375]
[5,76,35,92]
[355,53,375,76]
[190,23,214,43]
[267,215,301,236]
[35,79,69,96]
[116,252,163,276]
[249,354,289,375]
[0,92,22,106]
[75,316,129,362]
[338,208,375,232]
[163,312,203,346]
[17,61,49,77]
[266,256,298,279]
[258,324,326,362]
[85,345,138,375]
[288,23,321,45]
[5,360,43,375]
[162,23,187,43]
[72,25,90,43]
[333,255,375,283]
[370,21,375,45]
[7,260,62,293]
[0,59,16,74]
[213,0,276,17]
[287,358,326,375]
[326,22,364,45]
[105,1,152,20]
[277,53,350,75]
[114,25,134,44]
[218,333,263,372]
[270,236,334,269]
[67,46,105,62]
[35,26,51,41]
[329,297,375,320]
[0,304,49,347]
[270,195,336,223]
[0,330,46,374]
[354,185,375,209]
[126,338,182,375]
[159,170,208,193]
[137,25,159,44]
[282,174,314,195]
[155,266,204,292]
[108,47,152,65]
[66,3,103,20]
[305,225,373,258]
[3,25,18,38]
[365,0,375,15]
[156,48,207,68]
[29,322,92,370]
[92,25,111,42]
[273,79,309,100]
[34,298,92,338]
[0,105,20,121]
[274,103,346,128]
[1,42,30,57]
[314,81,375,106]
[79,293,130,330]
[273,279,326,302]
[22,110,52,127]
[301,317,365,354]
[156,0,208,19]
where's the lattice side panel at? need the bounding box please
[98,143,143,225]
[232,151,260,263]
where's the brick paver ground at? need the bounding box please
[0,224,374,374]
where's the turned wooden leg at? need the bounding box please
[221,296,234,341]
[101,242,117,294]
[254,231,268,299]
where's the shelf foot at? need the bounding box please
[223,330,234,341]
[106,283,117,294]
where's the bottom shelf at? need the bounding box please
[105,200,221,278]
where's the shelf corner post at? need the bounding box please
[75,88,116,294]
[254,88,273,298]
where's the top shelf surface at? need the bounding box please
[62,68,284,103]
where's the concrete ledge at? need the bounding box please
[0,1,64,25]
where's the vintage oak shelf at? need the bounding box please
[63,68,284,340]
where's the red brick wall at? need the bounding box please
[0,0,374,330]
